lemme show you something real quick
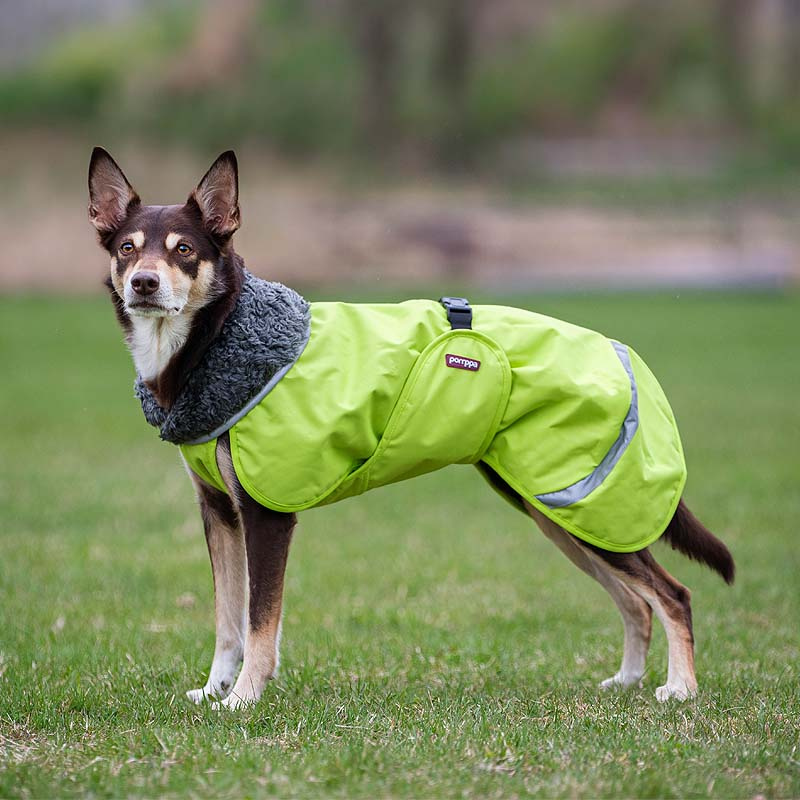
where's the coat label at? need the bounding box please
[445,353,480,372]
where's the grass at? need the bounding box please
[0,290,798,798]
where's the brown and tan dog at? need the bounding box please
[88,147,734,709]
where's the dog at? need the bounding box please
[88,147,735,709]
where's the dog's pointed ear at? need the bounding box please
[190,151,240,238]
[88,147,139,235]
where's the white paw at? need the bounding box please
[600,673,624,690]
[600,671,642,690]
[211,691,256,711]
[655,682,695,702]
[186,687,209,704]
[186,683,231,704]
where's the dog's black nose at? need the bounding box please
[131,271,160,296]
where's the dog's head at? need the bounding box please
[88,147,240,319]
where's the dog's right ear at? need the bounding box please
[88,147,140,236]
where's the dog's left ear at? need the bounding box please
[190,151,240,238]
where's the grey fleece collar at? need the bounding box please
[135,270,310,445]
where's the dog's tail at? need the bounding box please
[661,499,735,584]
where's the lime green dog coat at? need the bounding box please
[181,300,686,553]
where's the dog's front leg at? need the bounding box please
[216,497,295,709]
[210,434,296,710]
[186,472,247,703]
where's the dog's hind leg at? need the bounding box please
[532,503,698,701]
[186,470,247,703]
[213,434,296,710]
[525,503,652,690]
[593,547,697,702]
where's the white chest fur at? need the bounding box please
[128,314,193,381]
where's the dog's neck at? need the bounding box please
[129,314,194,384]
[133,270,311,445]
[113,254,245,410]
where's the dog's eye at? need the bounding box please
[177,243,192,256]
[119,241,134,255]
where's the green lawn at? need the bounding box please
[0,291,798,798]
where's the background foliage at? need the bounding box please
[4,0,800,170]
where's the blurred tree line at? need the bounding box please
[3,0,800,168]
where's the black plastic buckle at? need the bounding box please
[439,296,472,330]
